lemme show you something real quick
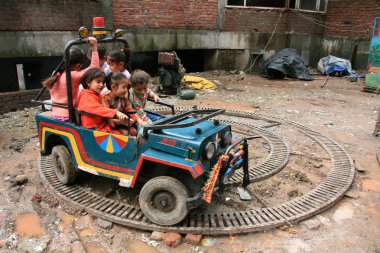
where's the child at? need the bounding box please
[87,46,109,74]
[77,68,129,134]
[107,48,132,78]
[129,69,160,125]
[102,72,144,135]
[42,37,99,121]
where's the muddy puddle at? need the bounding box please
[15,212,45,238]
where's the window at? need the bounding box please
[227,0,286,8]
[226,0,328,13]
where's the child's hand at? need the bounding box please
[116,111,128,121]
[153,95,160,103]
[139,120,148,126]
[87,37,97,47]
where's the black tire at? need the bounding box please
[139,176,189,226]
[52,145,76,185]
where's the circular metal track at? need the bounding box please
[38,109,355,235]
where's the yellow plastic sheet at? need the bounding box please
[182,75,217,90]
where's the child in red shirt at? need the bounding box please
[101,72,139,135]
[77,68,129,134]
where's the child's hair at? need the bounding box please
[42,48,86,89]
[81,68,106,89]
[87,46,107,60]
[104,72,130,90]
[107,48,131,67]
[130,69,150,87]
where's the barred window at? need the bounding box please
[226,0,328,13]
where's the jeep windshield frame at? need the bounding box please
[142,108,225,135]
[33,37,129,125]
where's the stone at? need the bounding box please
[162,232,182,247]
[150,231,163,241]
[15,175,28,185]
[344,190,361,199]
[237,187,252,201]
[355,163,367,173]
[301,219,320,230]
[95,218,113,230]
[184,234,202,246]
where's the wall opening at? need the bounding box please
[131,49,207,76]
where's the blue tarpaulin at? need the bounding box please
[317,55,362,78]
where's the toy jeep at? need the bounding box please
[34,23,249,226]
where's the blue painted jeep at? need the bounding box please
[34,25,248,226]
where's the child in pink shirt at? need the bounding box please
[42,37,99,121]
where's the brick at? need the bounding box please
[184,234,202,246]
[162,232,182,247]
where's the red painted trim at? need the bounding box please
[39,122,134,174]
[194,163,204,175]
[130,155,200,187]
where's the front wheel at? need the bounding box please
[52,145,77,185]
[139,176,189,226]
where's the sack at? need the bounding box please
[157,51,186,95]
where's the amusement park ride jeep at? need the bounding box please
[33,19,249,226]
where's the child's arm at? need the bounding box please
[147,88,160,102]
[129,92,153,125]
[79,92,117,119]
[71,37,100,83]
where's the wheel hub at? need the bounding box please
[151,191,176,212]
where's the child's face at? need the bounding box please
[112,80,129,98]
[133,83,148,97]
[107,60,124,72]
[88,77,105,93]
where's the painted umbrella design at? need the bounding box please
[94,131,128,153]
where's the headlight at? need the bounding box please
[204,142,215,160]
[223,132,232,147]
[113,29,125,38]
[78,26,89,39]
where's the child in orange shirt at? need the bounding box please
[77,68,129,134]
[101,72,140,135]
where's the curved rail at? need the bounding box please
[38,109,354,235]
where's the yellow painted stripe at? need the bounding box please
[94,131,110,137]
[106,136,113,153]
[42,127,132,179]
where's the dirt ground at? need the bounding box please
[0,71,379,253]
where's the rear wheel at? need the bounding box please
[52,145,76,185]
[139,176,189,226]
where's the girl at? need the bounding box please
[129,69,160,125]
[102,72,145,135]
[77,68,129,134]
[107,48,132,78]
[42,37,99,121]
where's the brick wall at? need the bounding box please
[113,0,218,30]
[0,89,50,114]
[325,0,380,38]
[222,8,325,34]
[0,0,104,31]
